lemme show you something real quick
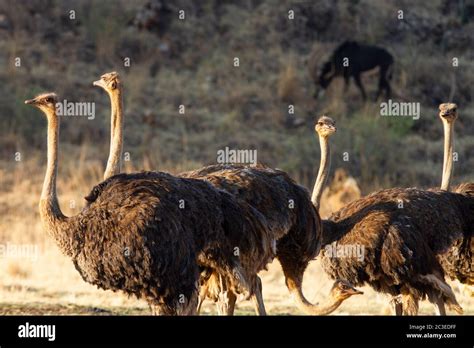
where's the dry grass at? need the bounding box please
[0,157,472,316]
[278,60,301,104]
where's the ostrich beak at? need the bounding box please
[93,79,106,88]
[25,98,36,105]
[348,287,364,296]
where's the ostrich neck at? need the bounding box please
[311,134,331,209]
[441,121,454,191]
[41,113,60,204]
[104,89,124,180]
[39,112,77,258]
[287,278,343,315]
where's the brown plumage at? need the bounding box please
[312,114,468,315]
[437,103,474,287]
[321,187,470,314]
[93,72,281,314]
[446,185,474,286]
[182,164,327,314]
[26,92,273,315]
[84,171,274,313]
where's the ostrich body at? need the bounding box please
[26,92,274,315]
[436,103,473,286]
[450,184,474,286]
[93,72,279,314]
[321,187,469,315]
[183,164,326,314]
[312,116,467,315]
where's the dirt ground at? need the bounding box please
[0,161,472,316]
[0,248,471,316]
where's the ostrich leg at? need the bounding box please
[402,293,419,316]
[435,297,446,315]
[226,291,237,315]
[216,274,233,315]
[391,295,403,315]
[395,303,403,315]
[216,291,231,315]
[196,285,208,314]
[217,290,237,315]
[180,291,199,315]
[251,276,267,315]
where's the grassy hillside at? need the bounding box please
[0,0,473,191]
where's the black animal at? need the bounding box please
[316,41,394,100]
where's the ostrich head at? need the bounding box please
[24,93,58,115]
[93,71,121,95]
[315,115,337,138]
[439,103,458,123]
[331,280,363,301]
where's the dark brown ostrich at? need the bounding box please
[93,72,362,315]
[183,162,364,314]
[438,184,474,289]
[25,92,274,315]
[184,165,329,315]
[93,72,280,314]
[312,115,468,315]
[452,182,474,286]
[435,103,473,287]
[451,182,474,287]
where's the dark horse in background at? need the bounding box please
[315,41,394,100]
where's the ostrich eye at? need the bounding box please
[46,98,53,103]
[110,81,117,89]
[318,122,323,126]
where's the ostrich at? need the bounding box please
[183,165,325,314]
[312,116,467,315]
[25,92,276,315]
[93,72,362,315]
[435,103,473,287]
[93,73,282,315]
